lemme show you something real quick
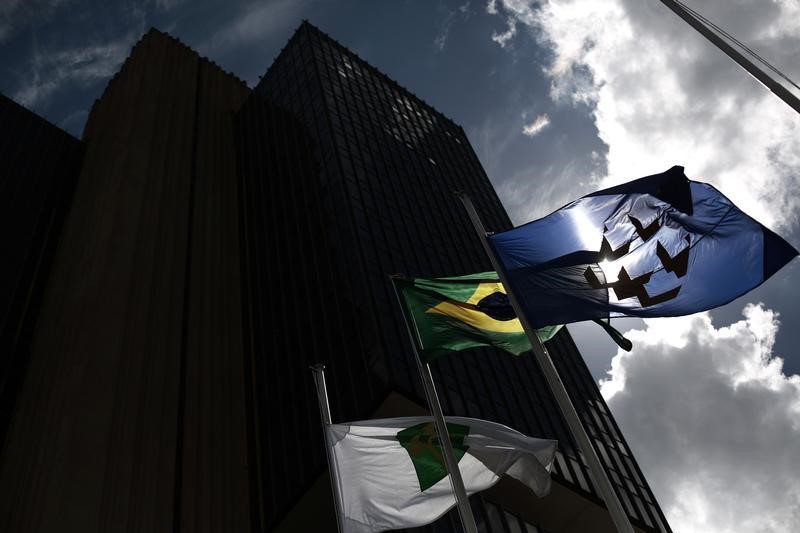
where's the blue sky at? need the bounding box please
[2,1,800,531]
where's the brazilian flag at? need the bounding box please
[392,272,562,362]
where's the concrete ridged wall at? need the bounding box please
[0,29,251,533]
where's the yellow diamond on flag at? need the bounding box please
[425,281,524,334]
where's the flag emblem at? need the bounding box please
[584,208,692,307]
[425,281,522,333]
[487,165,799,327]
[392,273,562,362]
[397,421,470,491]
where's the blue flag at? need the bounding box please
[487,166,798,328]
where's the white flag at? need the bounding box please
[325,416,557,533]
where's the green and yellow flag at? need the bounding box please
[392,272,561,362]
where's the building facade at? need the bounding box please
[0,94,84,451]
[0,22,670,533]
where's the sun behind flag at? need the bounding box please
[487,166,798,328]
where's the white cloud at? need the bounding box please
[10,1,146,110]
[0,0,22,41]
[485,5,800,530]
[470,112,524,188]
[490,0,537,27]
[201,0,307,56]
[491,17,517,47]
[489,0,800,231]
[154,0,184,10]
[436,4,476,51]
[59,108,89,136]
[600,305,800,532]
[14,36,134,109]
[434,10,457,51]
[522,113,550,136]
[0,0,72,43]
[488,0,539,46]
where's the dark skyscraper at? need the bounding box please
[0,94,83,450]
[0,23,670,533]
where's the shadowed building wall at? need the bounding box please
[0,30,251,533]
[0,94,83,451]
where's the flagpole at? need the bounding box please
[389,277,480,533]
[310,364,344,533]
[659,0,800,116]
[456,193,636,533]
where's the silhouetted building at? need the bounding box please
[0,94,83,450]
[0,22,670,533]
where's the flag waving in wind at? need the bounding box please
[392,273,562,361]
[326,416,556,533]
[393,273,634,358]
[487,166,798,328]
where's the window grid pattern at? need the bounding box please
[404,495,551,533]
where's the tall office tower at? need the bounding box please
[0,22,671,533]
[237,22,670,533]
[0,30,253,533]
[0,95,83,449]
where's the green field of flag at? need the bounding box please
[392,272,561,362]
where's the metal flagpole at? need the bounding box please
[456,193,636,533]
[659,0,800,115]
[389,277,480,533]
[310,364,343,533]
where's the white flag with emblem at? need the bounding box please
[325,416,557,533]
